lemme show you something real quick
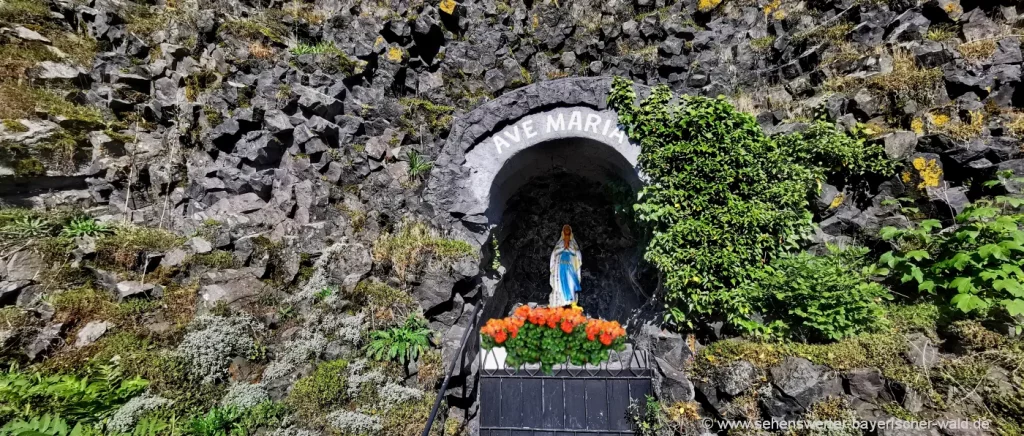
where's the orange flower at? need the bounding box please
[560,320,573,333]
[514,305,531,319]
[483,305,626,347]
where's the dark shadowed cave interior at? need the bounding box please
[484,138,658,326]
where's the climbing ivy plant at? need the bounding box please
[607,77,892,332]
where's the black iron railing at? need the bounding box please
[421,300,485,436]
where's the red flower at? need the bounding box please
[599,333,613,346]
[494,330,507,344]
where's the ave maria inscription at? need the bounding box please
[492,110,627,155]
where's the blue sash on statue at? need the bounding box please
[558,250,579,302]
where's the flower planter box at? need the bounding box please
[480,343,650,373]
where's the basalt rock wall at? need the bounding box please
[1,0,1023,433]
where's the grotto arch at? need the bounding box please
[424,77,655,323]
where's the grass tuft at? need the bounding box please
[372,221,474,279]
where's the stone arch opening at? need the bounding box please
[487,137,651,323]
[424,77,657,324]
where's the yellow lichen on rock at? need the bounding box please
[698,0,723,12]
[930,112,950,127]
[439,0,457,15]
[829,192,845,209]
[912,157,942,189]
[911,118,924,135]
[387,46,404,63]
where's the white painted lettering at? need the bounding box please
[546,114,565,132]
[494,136,510,154]
[522,119,537,138]
[503,126,521,143]
[584,114,601,133]
[567,111,582,131]
[601,119,611,136]
[609,128,625,145]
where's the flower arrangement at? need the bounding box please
[480,305,627,372]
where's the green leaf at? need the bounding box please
[978,244,1006,260]
[994,279,1024,298]
[920,219,942,232]
[951,294,987,313]
[1003,299,1024,317]
[950,277,975,293]
[905,250,930,261]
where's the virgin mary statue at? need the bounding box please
[549,225,582,307]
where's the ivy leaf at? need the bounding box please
[1001,264,1024,279]
[1003,299,1024,317]
[949,252,973,270]
[951,294,987,313]
[1000,240,1024,253]
[920,219,942,232]
[918,280,936,294]
[911,266,924,284]
[879,227,900,240]
[950,277,975,293]
[994,279,1024,298]
[905,250,930,261]
[879,251,896,268]
[978,244,1006,260]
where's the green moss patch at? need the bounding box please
[287,359,350,422]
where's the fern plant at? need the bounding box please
[0,365,148,425]
[0,414,103,436]
[365,315,433,365]
[187,406,245,436]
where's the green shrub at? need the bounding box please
[352,281,414,309]
[366,316,432,366]
[739,246,892,341]
[607,78,892,330]
[287,359,349,421]
[51,286,113,324]
[186,406,244,436]
[399,98,454,134]
[13,158,45,177]
[879,175,1024,333]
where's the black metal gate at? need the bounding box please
[479,348,653,435]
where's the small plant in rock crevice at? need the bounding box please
[406,150,433,179]
[372,220,474,279]
[60,217,112,238]
[365,315,433,366]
